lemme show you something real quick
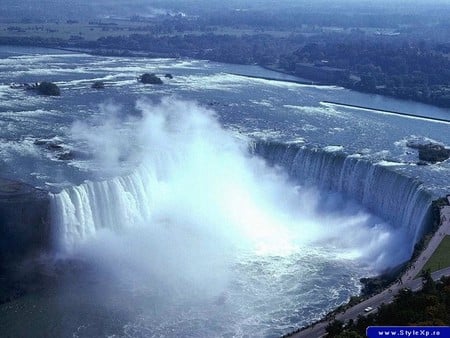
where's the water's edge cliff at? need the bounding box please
[0,178,51,266]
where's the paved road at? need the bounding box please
[290,204,450,338]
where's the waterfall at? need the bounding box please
[251,141,433,251]
[50,164,161,251]
[51,140,433,256]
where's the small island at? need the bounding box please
[36,82,60,96]
[138,73,163,85]
[407,141,450,163]
[91,81,105,89]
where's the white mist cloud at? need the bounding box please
[63,96,410,301]
[70,101,139,174]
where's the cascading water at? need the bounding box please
[252,142,433,254]
[46,98,433,337]
[50,164,160,251]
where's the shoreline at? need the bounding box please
[259,65,331,85]
[51,46,178,59]
[322,101,450,124]
[259,65,449,110]
[226,72,329,86]
[286,196,450,337]
[2,42,448,110]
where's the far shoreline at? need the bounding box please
[322,101,450,124]
[1,43,449,111]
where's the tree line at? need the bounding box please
[1,28,448,107]
[325,272,450,337]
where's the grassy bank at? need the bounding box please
[421,235,450,273]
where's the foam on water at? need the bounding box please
[284,104,346,119]
[177,73,250,91]
[323,145,345,152]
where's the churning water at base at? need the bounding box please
[41,98,426,337]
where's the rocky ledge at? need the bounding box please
[407,141,450,163]
[0,178,50,266]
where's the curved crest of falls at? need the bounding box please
[47,98,431,337]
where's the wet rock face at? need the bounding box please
[91,81,105,89]
[0,178,51,266]
[36,81,60,96]
[139,73,163,84]
[407,141,450,163]
[418,144,450,163]
[33,137,91,162]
